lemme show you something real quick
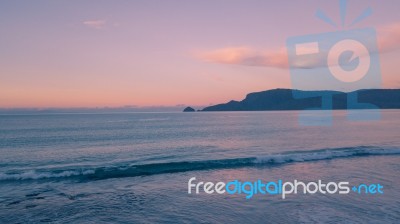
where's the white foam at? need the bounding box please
[255,147,400,164]
[0,169,95,180]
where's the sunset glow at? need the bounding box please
[1,0,399,108]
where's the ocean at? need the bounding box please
[0,110,399,223]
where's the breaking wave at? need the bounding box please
[1,146,399,181]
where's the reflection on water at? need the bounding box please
[0,110,399,223]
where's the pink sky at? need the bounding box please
[0,0,399,108]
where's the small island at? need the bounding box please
[183,106,195,112]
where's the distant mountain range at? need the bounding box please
[200,89,400,111]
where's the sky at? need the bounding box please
[0,0,400,108]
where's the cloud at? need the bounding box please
[196,22,400,69]
[83,20,107,29]
[378,22,400,52]
[195,47,288,69]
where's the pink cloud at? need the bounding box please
[83,20,107,29]
[195,47,288,69]
[196,22,400,69]
[377,22,400,52]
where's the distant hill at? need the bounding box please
[201,89,400,111]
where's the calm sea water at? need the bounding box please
[0,111,399,223]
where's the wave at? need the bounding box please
[1,146,399,181]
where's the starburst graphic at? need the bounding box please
[315,0,373,29]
